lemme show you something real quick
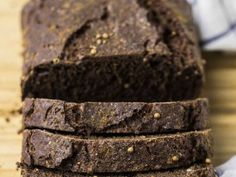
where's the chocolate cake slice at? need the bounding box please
[21,164,216,177]
[23,98,209,135]
[22,129,213,173]
[21,0,204,102]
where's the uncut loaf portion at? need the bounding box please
[21,0,204,102]
[22,129,213,173]
[23,98,209,135]
[21,164,216,177]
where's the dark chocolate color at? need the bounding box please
[21,0,204,102]
[22,129,213,173]
[23,98,209,135]
[21,164,216,177]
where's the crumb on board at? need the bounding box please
[16,162,21,171]
[0,106,22,120]
[5,117,10,123]
[10,107,22,115]
[17,127,24,135]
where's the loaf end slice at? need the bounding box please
[21,0,204,102]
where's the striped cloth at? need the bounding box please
[188,0,236,51]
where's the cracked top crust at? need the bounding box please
[22,0,200,75]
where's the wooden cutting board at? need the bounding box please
[0,1,236,176]
[0,1,26,176]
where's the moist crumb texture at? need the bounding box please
[21,0,204,102]
[23,98,209,135]
[21,164,216,177]
[21,129,213,173]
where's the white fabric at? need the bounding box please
[221,171,236,177]
[216,156,236,177]
[188,0,236,51]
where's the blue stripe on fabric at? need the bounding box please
[201,22,236,46]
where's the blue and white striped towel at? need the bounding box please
[188,0,236,51]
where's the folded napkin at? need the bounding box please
[188,0,236,51]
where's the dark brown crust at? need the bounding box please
[23,98,209,135]
[22,129,213,173]
[21,0,204,102]
[21,164,216,177]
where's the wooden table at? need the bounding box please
[0,1,236,176]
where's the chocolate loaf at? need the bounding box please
[21,0,204,102]
[22,129,213,173]
[23,98,209,135]
[21,164,216,177]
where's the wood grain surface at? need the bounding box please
[0,1,236,176]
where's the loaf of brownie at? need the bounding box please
[21,0,204,102]
[22,129,213,173]
[21,164,216,177]
[23,98,208,135]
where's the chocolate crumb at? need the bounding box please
[16,162,22,170]
[10,107,22,115]
[17,127,24,135]
[5,117,10,123]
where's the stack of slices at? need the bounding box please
[20,0,215,176]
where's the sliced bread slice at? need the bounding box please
[22,129,213,173]
[23,98,208,135]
